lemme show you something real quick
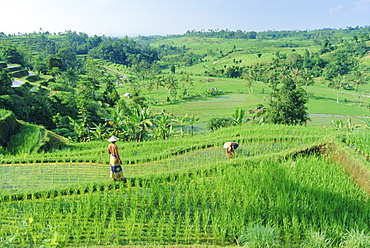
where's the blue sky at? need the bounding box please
[0,0,369,37]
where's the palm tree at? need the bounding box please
[188,114,199,136]
[352,70,368,92]
[242,70,256,94]
[177,114,189,137]
[164,74,178,101]
[153,75,165,100]
[329,75,345,103]
[180,72,195,90]
[299,68,314,92]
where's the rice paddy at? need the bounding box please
[1,125,370,247]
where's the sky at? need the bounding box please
[0,0,369,37]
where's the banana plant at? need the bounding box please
[232,107,245,125]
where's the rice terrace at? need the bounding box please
[1,26,370,247]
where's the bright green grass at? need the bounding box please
[0,142,302,194]
[1,154,368,247]
[114,81,370,130]
[1,124,368,247]
[152,94,264,130]
[148,82,370,130]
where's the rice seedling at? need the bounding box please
[301,230,332,248]
[340,229,370,248]
[1,124,369,247]
[238,224,281,248]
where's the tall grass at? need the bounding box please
[0,125,369,247]
[5,124,42,155]
[1,154,369,247]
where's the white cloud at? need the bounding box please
[329,5,344,16]
[351,0,370,12]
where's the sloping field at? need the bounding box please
[1,125,370,247]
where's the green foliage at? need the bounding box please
[331,119,361,132]
[301,230,332,248]
[340,229,370,248]
[232,107,246,125]
[207,117,234,131]
[238,224,280,248]
[5,123,43,154]
[25,74,40,82]
[0,67,12,94]
[1,218,65,248]
[0,124,369,247]
[267,77,309,125]
[0,43,25,65]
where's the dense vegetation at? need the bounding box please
[1,26,370,247]
[1,26,370,143]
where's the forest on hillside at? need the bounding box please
[0,26,370,144]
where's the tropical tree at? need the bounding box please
[177,113,189,137]
[46,55,63,75]
[266,77,309,125]
[75,79,100,141]
[129,105,154,142]
[164,74,178,101]
[153,111,175,140]
[180,72,195,90]
[0,43,25,65]
[207,117,234,131]
[145,80,155,100]
[328,75,345,103]
[90,122,108,140]
[188,114,199,136]
[152,75,165,100]
[68,116,88,142]
[105,102,131,138]
[0,67,12,94]
[56,47,77,70]
[298,68,315,91]
[351,70,368,92]
[102,77,120,107]
[232,107,245,125]
[242,69,258,93]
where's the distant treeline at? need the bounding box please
[135,25,370,41]
[183,29,257,39]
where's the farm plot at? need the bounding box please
[0,155,369,247]
[0,141,300,195]
[346,131,370,161]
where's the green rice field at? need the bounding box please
[1,125,370,247]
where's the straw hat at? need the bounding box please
[108,136,119,142]
[223,142,232,149]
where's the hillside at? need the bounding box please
[0,109,67,155]
[1,28,370,247]
[1,124,370,247]
[1,28,370,140]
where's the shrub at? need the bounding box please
[238,224,280,248]
[207,117,234,131]
[301,230,332,248]
[340,229,370,248]
[26,74,40,82]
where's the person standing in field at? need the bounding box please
[107,136,126,182]
[223,141,239,158]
